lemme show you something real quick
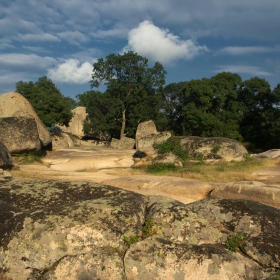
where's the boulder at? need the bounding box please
[110,137,135,149]
[51,132,80,151]
[135,120,158,149]
[210,181,280,209]
[252,149,280,159]
[0,141,14,169]
[55,106,87,138]
[0,180,279,279]
[178,136,248,161]
[0,117,41,154]
[137,131,171,156]
[152,153,183,167]
[0,92,51,148]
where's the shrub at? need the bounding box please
[13,153,42,164]
[123,235,139,245]
[153,137,188,162]
[225,234,245,252]
[211,144,221,154]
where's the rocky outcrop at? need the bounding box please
[178,136,248,161]
[0,117,41,154]
[51,132,80,151]
[110,137,135,149]
[252,149,280,159]
[0,180,279,279]
[210,181,280,208]
[0,92,51,148]
[152,153,183,167]
[0,141,14,169]
[55,107,87,138]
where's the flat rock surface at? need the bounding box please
[0,180,280,280]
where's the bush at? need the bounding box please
[225,234,245,252]
[12,153,42,164]
[153,137,188,162]
[145,162,178,173]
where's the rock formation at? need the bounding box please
[177,136,248,161]
[135,120,158,149]
[0,141,14,169]
[0,92,51,148]
[55,106,87,138]
[51,132,80,151]
[0,180,279,279]
[0,117,41,154]
[110,137,135,149]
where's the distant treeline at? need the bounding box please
[16,52,280,153]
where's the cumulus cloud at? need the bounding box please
[219,46,273,56]
[216,65,272,76]
[123,21,208,64]
[47,59,93,84]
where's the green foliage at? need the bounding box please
[15,76,75,127]
[84,51,166,139]
[153,137,188,162]
[13,153,42,164]
[123,235,139,245]
[211,144,221,154]
[145,163,178,174]
[269,270,280,280]
[225,234,245,252]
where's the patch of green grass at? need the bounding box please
[225,234,245,252]
[145,163,179,174]
[211,144,221,154]
[123,235,139,245]
[154,137,188,162]
[12,152,42,164]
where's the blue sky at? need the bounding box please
[1,0,280,99]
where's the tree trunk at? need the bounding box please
[120,108,126,139]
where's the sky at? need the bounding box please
[1,0,280,100]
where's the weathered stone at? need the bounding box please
[55,107,87,138]
[0,180,279,280]
[51,132,80,151]
[252,149,280,159]
[152,152,183,167]
[210,181,280,208]
[177,136,248,161]
[0,117,41,154]
[0,141,14,169]
[0,92,51,148]
[135,120,158,149]
[110,137,135,149]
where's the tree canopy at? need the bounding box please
[85,51,166,139]
[16,76,76,128]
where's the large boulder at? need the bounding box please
[0,141,14,169]
[55,106,87,138]
[0,180,279,279]
[0,92,51,148]
[110,137,135,149]
[0,117,41,154]
[178,136,248,161]
[135,120,158,149]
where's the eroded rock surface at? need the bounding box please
[0,180,279,279]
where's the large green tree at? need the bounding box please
[88,51,166,139]
[16,76,75,127]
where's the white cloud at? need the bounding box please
[0,53,57,69]
[57,31,90,45]
[123,21,208,64]
[47,59,93,84]
[16,33,60,42]
[216,65,272,76]
[219,46,273,56]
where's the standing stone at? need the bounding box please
[0,92,51,148]
[135,120,158,149]
[55,107,87,138]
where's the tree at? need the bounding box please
[89,51,166,139]
[16,76,75,127]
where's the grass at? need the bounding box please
[12,152,42,164]
[225,234,245,252]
